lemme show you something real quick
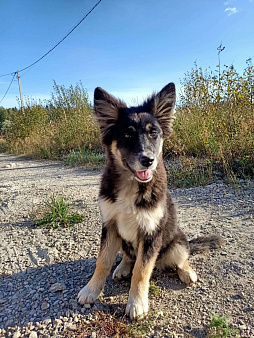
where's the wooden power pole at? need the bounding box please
[17,70,25,111]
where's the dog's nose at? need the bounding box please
[140,155,154,167]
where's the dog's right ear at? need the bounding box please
[94,87,127,144]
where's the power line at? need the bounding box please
[0,0,102,78]
[0,73,16,104]
[0,71,16,79]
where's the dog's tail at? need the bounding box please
[189,235,226,255]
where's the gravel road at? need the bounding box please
[0,153,253,337]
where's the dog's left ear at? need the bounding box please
[145,83,176,137]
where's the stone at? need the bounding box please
[49,283,66,292]
[41,301,49,311]
[13,332,21,338]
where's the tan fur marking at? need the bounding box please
[111,141,125,168]
[78,227,121,304]
[126,241,158,319]
[145,123,153,132]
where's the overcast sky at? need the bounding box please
[1,0,254,108]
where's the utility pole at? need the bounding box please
[17,70,25,111]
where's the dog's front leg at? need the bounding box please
[126,236,161,320]
[78,222,121,304]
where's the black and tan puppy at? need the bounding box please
[78,83,224,320]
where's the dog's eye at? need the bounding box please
[125,127,136,138]
[149,130,158,138]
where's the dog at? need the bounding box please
[77,83,224,320]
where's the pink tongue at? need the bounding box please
[136,170,151,181]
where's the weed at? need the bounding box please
[69,311,132,338]
[64,148,105,167]
[149,281,160,295]
[65,310,156,337]
[36,194,84,229]
[173,58,254,182]
[0,137,7,152]
[167,157,213,188]
[129,316,155,337]
[207,314,238,338]
[3,81,101,159]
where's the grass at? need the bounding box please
[0,137,7,152]
[166,157,214,188]
[207,314,238,338]
[64,148,105,167]
[36,194,84,229]
[149,281,161,295]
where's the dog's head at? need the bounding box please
[94,83,176,183]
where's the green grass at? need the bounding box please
[64,148,105,167]
[166,157,214,188]
[149,281,160,295]
[36,194,84,229]
[207,314,238,338]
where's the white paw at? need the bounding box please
[77,284,101,305]
[113,261,132,280]
[125,294,148,320]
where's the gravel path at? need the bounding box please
[0,153,253,337]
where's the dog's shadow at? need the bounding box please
[0,256,187,330]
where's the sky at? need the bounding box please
[0,0,254,108]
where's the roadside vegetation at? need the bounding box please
[207,314,238,337]
[1,57,253,186]
[36,193,84,229]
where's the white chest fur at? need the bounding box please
[98,181,164,249]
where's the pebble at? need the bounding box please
[41,301,49,311]
[13,331,21,338]
[239,324,247,331]
[49,282,66,292]
[29,332,38,338]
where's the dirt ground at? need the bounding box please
[0,153,253,337]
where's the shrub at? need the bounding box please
[4,81,101,158]
[166,59,254,180]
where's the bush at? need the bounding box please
[4,81,101,158]
[166,59,254,180]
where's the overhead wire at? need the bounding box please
[0,72,16,104]
[0,71,16,79]
[0,0,102,78]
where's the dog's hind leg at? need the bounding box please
[177,255,197,285]
[113,253,133,280]
[113,240,135,280]
[78,222,121,304]
[161,239,197,285]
